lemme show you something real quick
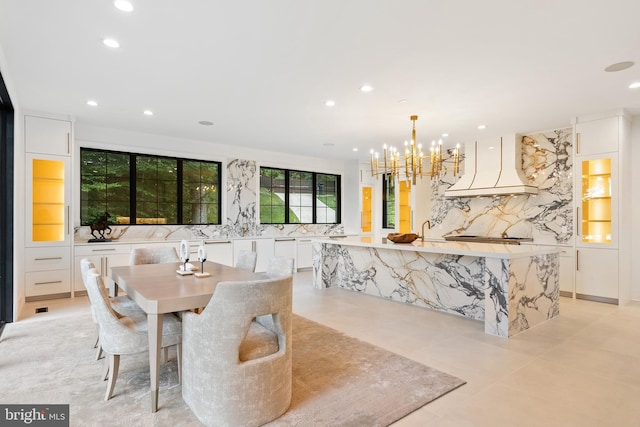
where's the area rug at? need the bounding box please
[0,312,464,426]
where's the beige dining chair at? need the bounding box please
[181,275,293,427]
[84,268,182,401]
[265,256,295,278]
[129,246,180,265]
[235,249,258,272]
[80,258,144,360]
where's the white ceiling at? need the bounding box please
[1,0,639,161]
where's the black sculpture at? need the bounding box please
[89,211,112,242]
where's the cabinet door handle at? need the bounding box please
[576,249,579,271]
[576,132,580,154]
[298,239,311,243]
[34,257,63,261]
[205,240,231,244]
[104,256,108,273]
[35,280,63,286]
[275,238,295,242]
[67,206,70,235]
[92,248,116,252]
[576,207,580,236]
[251,241,256,251]
[67,132,70,154]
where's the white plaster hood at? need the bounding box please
[444,134,538,197]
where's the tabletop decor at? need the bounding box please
[194,241,210,278]
[177,240,194,275]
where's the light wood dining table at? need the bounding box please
[109,261,265,412]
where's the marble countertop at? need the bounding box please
[312,235,563,259]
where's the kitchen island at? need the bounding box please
[312,236,562,338]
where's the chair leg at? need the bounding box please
[93,333,99,349]
[105,354,120,401]
[96,344,104,361]
[162,346,169,363]
[102,357,110,381]
[176,344,182,384]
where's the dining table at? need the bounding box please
[109,261,266,412]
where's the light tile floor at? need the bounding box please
[17,270,640,427]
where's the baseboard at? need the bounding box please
[25,292,71,302]
[575,293,618,305]
[74,290,88,297]
[559,290,573,298]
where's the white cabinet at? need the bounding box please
[25,115,72,156]
[575,248,619,302]
[74,244,132,296]
[558,248,574,297]
[204,240,233,266]
[233,238,274,273]
[575,116,619,157]
[296,238,313,269]
[24,115,73,301]
[25,247,72,300]
[274,238,297,270]
[572,112,630,304]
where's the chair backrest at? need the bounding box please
[235,250,257,272]
[84,268,146,354]
[265,256,295,278]
[129,246,180,265]
[197,275,292,361]
[80,258,98,324]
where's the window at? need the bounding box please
[382,174,395,228]
[80,148,221,225]
[260,167,340,224]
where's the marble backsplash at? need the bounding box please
[430,128,573,245]
[74,158,344,242]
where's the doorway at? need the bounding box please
[0,70,15,333]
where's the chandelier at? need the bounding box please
[369,115,461,185]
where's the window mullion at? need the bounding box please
[131,154,137,225]
[177,160,183,224]
[284,171,290,224]
[312,173,317,224]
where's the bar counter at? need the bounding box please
[312,236,562,337]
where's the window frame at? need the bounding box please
[259,166,341,225]
[80,147,222,226]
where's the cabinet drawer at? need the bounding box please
[25,247,71,272]
[75,243,132,257]
[26,270,71,298]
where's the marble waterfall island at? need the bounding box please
[312,236,561,338]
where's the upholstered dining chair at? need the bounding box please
[265,256,295,278]
[84,268,182,401]
[129,246,180,265]
[181,275,293,427]
[235,249,258,272]
[80,258,144,360]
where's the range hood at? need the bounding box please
[444,134,538,197]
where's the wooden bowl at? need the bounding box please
[387,233,419,243]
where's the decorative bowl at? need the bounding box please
[387,233,419,244]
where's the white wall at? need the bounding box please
[631,116,640,301]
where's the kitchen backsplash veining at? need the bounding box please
[430,128,573,244]
[74,158,344,242]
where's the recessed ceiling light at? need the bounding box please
[323,143,335,147]
[478,124,486,130]
[352,148,358,152]
[198,120,214,126]
[114,0,134,12]
[441,133,449,137]
[325,100,336,107]
[86,100,98,107]
[397,99,408,104]
[143,110,153,116]
[629,82,640,89]
[103,38,120,48]
[360,85,373,92]
[604,61,634,72]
